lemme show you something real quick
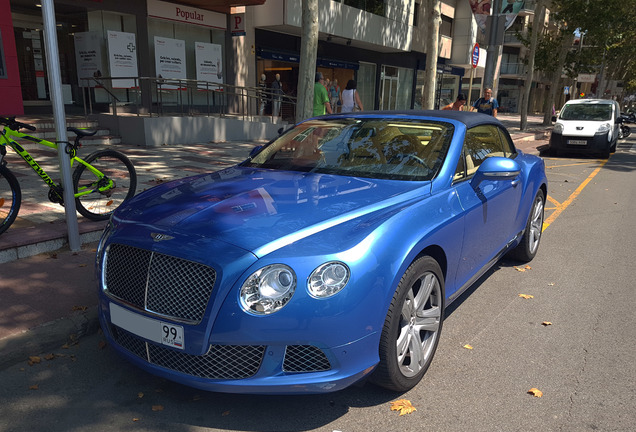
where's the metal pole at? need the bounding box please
[41,0,81,251]
[483,0,503,92]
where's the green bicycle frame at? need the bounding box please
[0,127,114,198]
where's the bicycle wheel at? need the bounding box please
[73,149,137,221]
[0,164,21,235]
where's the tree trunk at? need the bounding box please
[296,0,319,123]
[520,0,545,131]
[543,32,574,126]
[422,0,441,110]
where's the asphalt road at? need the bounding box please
[1,137,635,432]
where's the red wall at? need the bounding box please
[0,1,23,116]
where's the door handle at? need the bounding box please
[511,179,520,187]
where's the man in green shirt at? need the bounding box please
[313,72,332,117]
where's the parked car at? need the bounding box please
[548,99,621,158]
[96,111,548,394]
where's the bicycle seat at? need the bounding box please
[67,127,97,137]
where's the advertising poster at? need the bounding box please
[195,42,223,86]
[154,36,187,89]
[107,30,139,88]
[501,0,526,30]
[74,32,103,87]
[469,0,491,33]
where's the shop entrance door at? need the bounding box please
[380,74,398,110]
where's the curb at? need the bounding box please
[0,307,100,370]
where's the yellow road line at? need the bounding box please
[546,195,561,207]
[543,160,607,230]
[546,161,602,169]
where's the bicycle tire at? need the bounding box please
[72,149,137,221]
[0,164,21,235]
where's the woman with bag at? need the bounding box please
[340,80,364,113]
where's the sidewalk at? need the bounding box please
[0,113,550,369]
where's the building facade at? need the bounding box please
[2,0,556,120]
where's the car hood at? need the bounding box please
[114,167,430,256]
[557,119,610,137]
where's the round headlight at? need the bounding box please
[240,264,296,315]
[308,262,350,298]
[553,123,563,134]
[598,123,610,133]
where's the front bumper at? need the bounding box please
[549,131,611,155]
[100,308,380,394]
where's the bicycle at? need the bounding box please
[1,116,137,235]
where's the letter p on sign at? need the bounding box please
[232,13,246,36]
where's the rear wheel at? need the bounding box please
[371,256,444,392]
[0,164,21,235]
[73,150,137,220]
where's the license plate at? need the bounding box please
[110,303,185,350]
[568,139,587,145]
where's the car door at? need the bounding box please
[450,124,523,295]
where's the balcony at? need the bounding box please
[500,63,527,76]
[503,31,525,45]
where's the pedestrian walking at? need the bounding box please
[472,88,499,117]
[341,80,363,113]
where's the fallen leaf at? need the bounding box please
[548,283,555,286]
[192,394,202,401]
[106,200,114,207]
[44,353,56,361]
[79,264,87,267]
[0,198,4,207]
[151,405,164,412]
[72,306,88,311]
[50,253,58,259]
[132,418,140,422]
[463,344,474,350]
[528,388,543,398]
[222,411,230,416]
[542,321,552,326]
[28,356,41,366]
[514,266,526,272]
[518,294,534,299]
[29,384,39,390]
[61,344,70,349]
[525,265,532,270]
[390,399,417,416]
[98,340,107,350]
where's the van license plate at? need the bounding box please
[568,139,587,145]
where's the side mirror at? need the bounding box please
[471,157,520,188]
[551,115,557,122]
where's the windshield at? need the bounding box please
[242,118,454,181]
[560,103,612,121]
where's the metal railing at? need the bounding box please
[80,76,297,123]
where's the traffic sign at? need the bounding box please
[471,43,479,68]
[564,86,569,95]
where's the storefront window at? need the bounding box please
[357,62,376,111]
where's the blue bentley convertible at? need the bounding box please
[96,111,547,394]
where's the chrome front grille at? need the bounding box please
[283,345,331,373]
[111,326,265,379]
[104,243,216,323]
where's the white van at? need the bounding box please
[548,99,621,158]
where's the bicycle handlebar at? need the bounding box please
[0,116,37,132]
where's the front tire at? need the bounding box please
[0,164,22,235]
[371,256,444,392]
[73,149,137,220]
[508,189,544,262]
